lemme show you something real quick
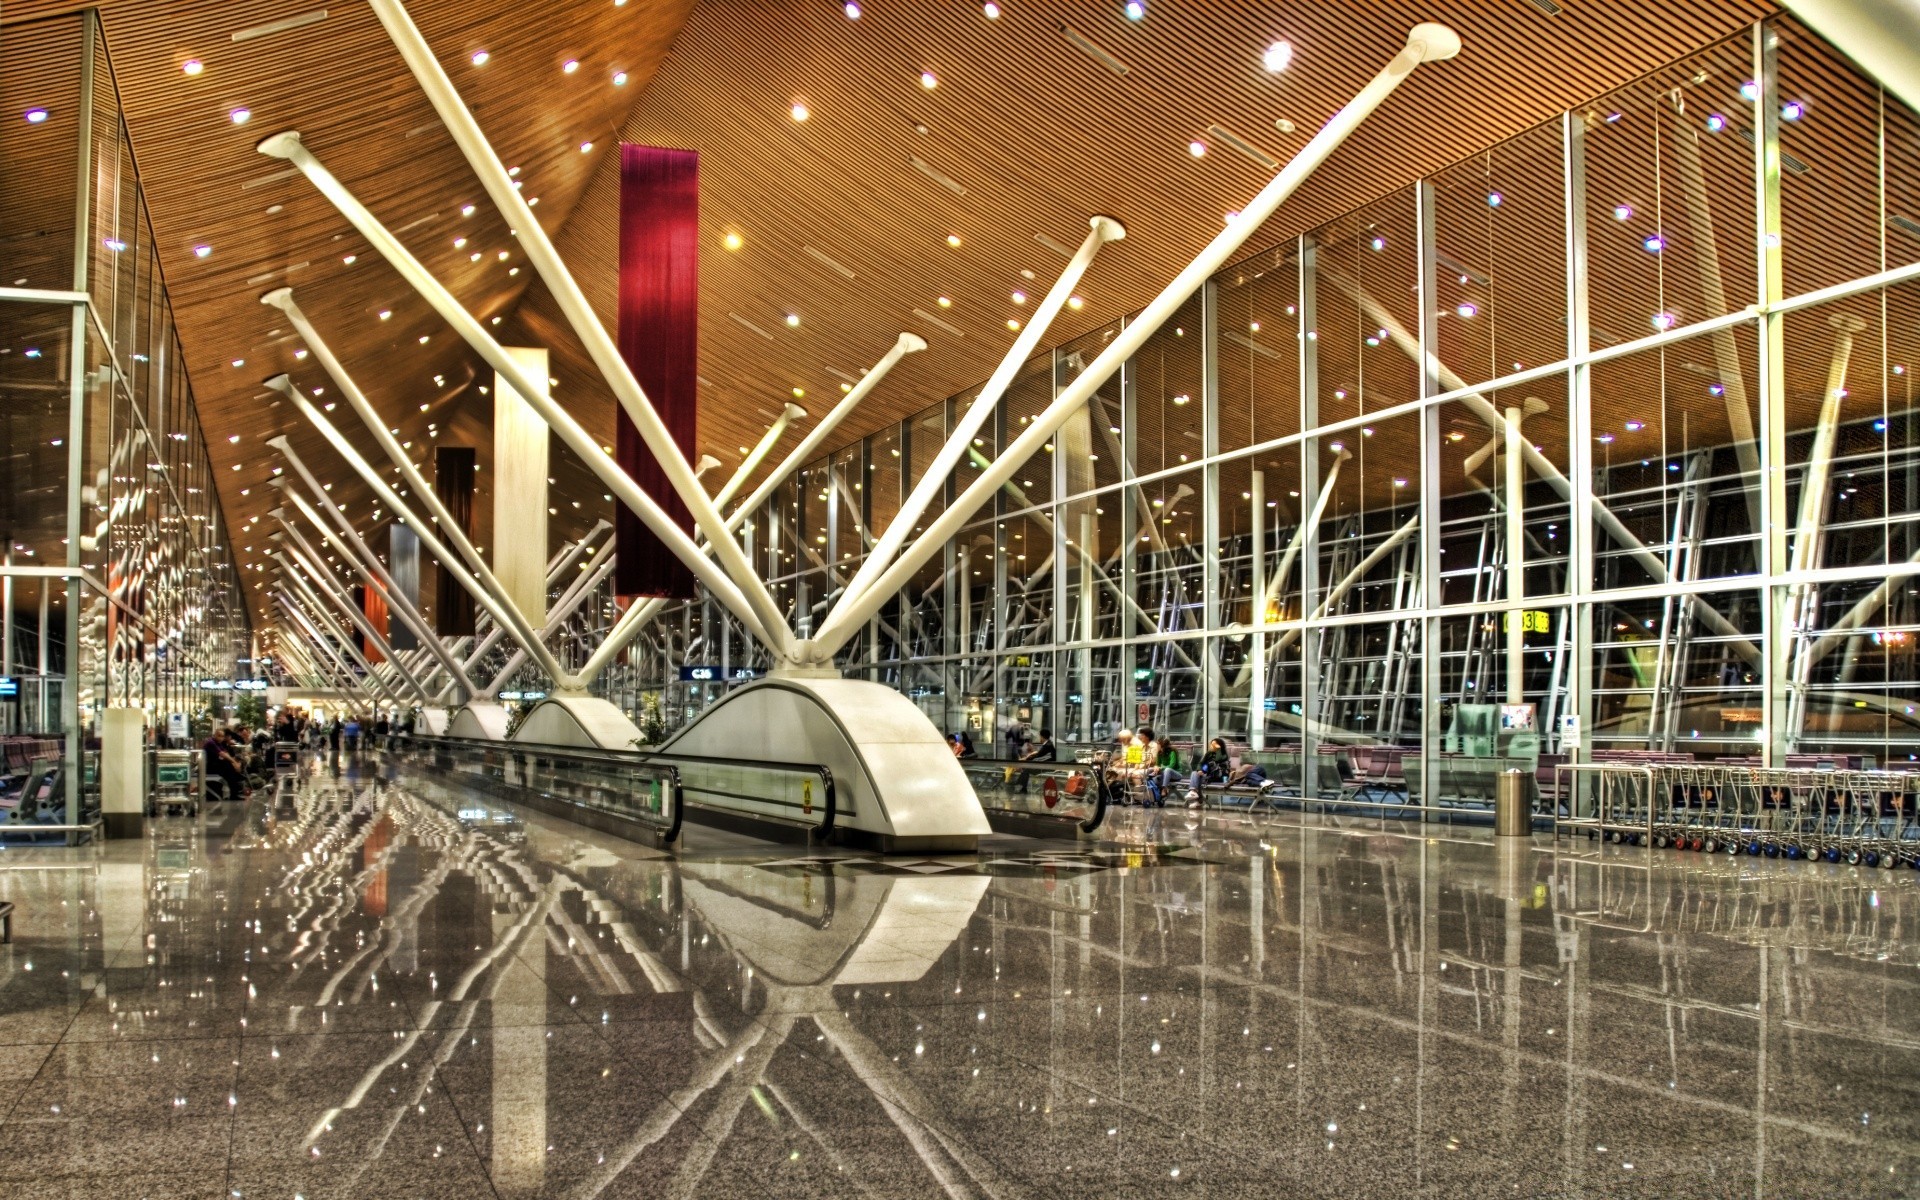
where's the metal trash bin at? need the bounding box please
[1494,768,1532,837]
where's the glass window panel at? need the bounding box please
[1781,285,1919,574]
[1590,323,1762,588]
[1593,588,1762,757]
[1057,322,1125,500]
[1313,414,1421,614]
[1309,188,1421,425]
[1313,616,1423,768]
[1127,296,1204,478]
[1431,122,1568,388]
[1579,38,1759,346]
[0,302,75,566]
[999,352,1055,510]
[999,509,1051,651]
[0,16,85,290]
[1437,373,1573,606]
[1216,245,1301,455]
[1130,466,1205,637]
[1788,575,1920,765]
[1776,17,1886,296]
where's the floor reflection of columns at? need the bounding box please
[493,907,548,1194]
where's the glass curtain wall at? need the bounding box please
[0,12,250,828]
[614,17,1920,805]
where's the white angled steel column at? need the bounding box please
[809,24,1464,659]
[833,216,1123,621]
[362,1,792,653]
[273,555,407,707]
[494,345,550,627]
[723,333,925,531]
[253,139,783,658]
[714,403,804,511]
[269,453,476,698]
[265,400,572,685]
[271,518,433,704]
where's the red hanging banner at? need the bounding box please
[615,144,700,598]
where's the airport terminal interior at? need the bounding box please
[4,0,1920,1194]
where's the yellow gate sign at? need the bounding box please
[1502,610,1552,634]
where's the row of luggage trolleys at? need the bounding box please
[1564,762,1920,867]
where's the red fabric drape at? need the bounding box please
[616,144,700,598]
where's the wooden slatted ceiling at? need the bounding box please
[3,0,692,624]
[521,0,1773,512]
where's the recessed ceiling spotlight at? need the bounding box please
[612,71,628,85]
[790,102,810,121]
[23,108,49,124]
[342,254,356,264]
[722,232,742,250]
[1486,191,1503,207]
[1188,140,1206,157]
[1613,203,1633,221]
[1011,291,1026,304]
[497,250,508,260]
[1650,312,1675,330]
[228,434,241,443]
[1781,100,1805,120]
[1006,319,1021,330]
[562,59,579,73]
[461,204,476,217]
[1124,1,1145,19]
[231,358,245,368]
[379,309,391,320]
[453,237,467,249]
[1739,80,1758,101]
[983,1,1001,15]
[183,59,204,76]
[527,197,539,206]
[844,1,861,16]
[1262,40,1293,72]
[193,244,212,258]
[937,295,952,307]
[1370,236,1385,250]
[469,251,482,261]
[1456,303,1476,318]
[1274,117,1296,133]
[1704,113,1726,132]
[1643,234,1665,252]
[792,387,805,397]
[580,141,593,153]
[471,50,489,66]
[946,234,961,247]
[1068,295,1084,310]
[508,165,521,177]
[920,71,938,89]
[784,312,800,327]
[418,335,430,344]
[229,107,251,124]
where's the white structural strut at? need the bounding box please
[692,454,722,481]
[273,593,366,697]
[272,535,430,705]
[484,551,620,698]
[810,23,1462,657]
[834,216,1123,621]
[714,402,804,512]
[564,335,925,690]
[271,517,433,704]
[274,579,397,705]
[722,332,927,537]
[254,133,783,657]
[452,522,608,694]
[263,374,560,679]
[263,291,550,647]
[359,1,795,655]
[271,476,475,701]
[265,411,572,686]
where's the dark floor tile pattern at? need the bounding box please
[0,752,1909,1197]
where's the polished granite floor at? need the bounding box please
[0,753,1914,1198]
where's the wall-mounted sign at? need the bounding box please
[498,690,548,701]
[0,677,17,698]
[196,678,269,691]
[679,666,762,682]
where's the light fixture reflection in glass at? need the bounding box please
[1705,113,1726,132]
[1486,191,1502,207]
[1456,303,1476,318]
[1643,234,1664,253]
[1613,203,1632,221]
[1781,100,1804,120]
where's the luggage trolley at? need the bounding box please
[150,749,199,817]
[272,740,300,773]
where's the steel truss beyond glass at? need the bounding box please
[564,20,1920,804]
[0,11,251,828]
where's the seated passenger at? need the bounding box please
[1187,737,1232,806]
[950,730,978,759]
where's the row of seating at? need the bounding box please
[1,735,62,779]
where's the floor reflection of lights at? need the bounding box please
[0,753,1912,1197]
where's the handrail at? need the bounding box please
[412,734,684,844]
[411,734,836,839]
[957,754,1108,835]
[644,750,836,838]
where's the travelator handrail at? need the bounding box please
[413,734,686,843]
[409,734,838,841]
[957,754,1109,835]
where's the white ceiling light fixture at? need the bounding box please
[1263,40,1294,72]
